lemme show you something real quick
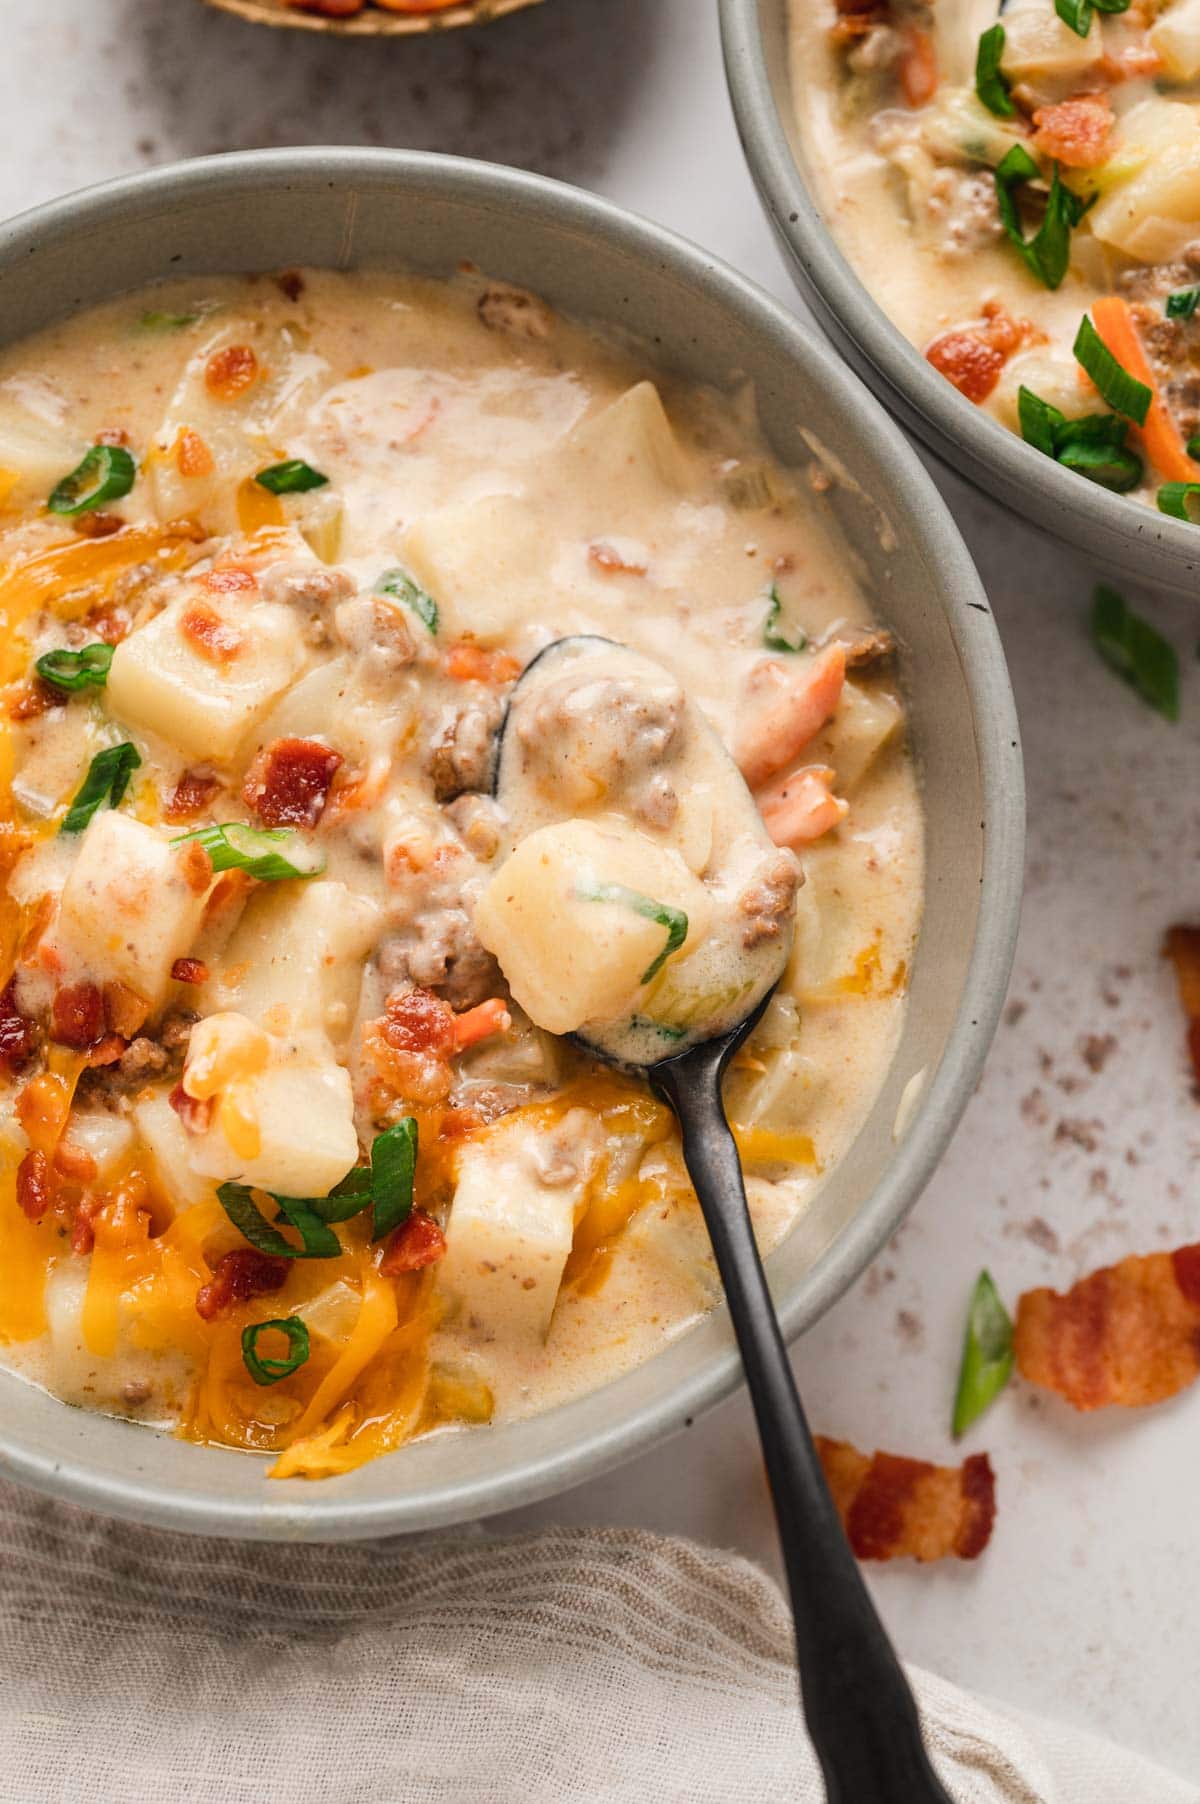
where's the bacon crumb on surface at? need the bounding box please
[181,601,244,663]
[1015,1244,1200,1411]
[815,1436,996,1561]
[243,736,344,828]
[15,1149,51,1223]
[1032,93,1114,169]
[50,983,105,1050]
[8,678,66,722]
[169,1081,212,1136]
[195,1248,290,1322]
[171,958,209,986]
[164,770,221,824]
[0,979,37,1074]
[204,345,258,401]
[379,1209,447,1275]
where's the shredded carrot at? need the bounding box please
[898,24,938,109]
[1090,297,1200,486]
[449,997,511,1052]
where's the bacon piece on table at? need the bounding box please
[815,1436,996,1562]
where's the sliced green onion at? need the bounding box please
[370,1117,418,1241]
[170,822,325,882]
[139,309,200,331]
[1056,438,1143,492]
[632,1016,687,1043]
[1091,584,1179,721]
[952,1271,1014,1437]
[48,446,136,517]
[1054,0,1131,34]
[254,459,329,495]
[241,1316,310,1386]
[217,1182,339,1259]
[296,1165,375,1225]
[377,567,438,635]
[1158,481,1200,521]
[1167,288,1200,321]
[1017,386,1065,457]
[35,642,114,693]
[994,148,1090,292]
[1073,315,1151,425]
[60,743,141,834]
[1187,435,1200,462]
[575,880,688,984]
[1017,387,1140,488]
[975,25,1014,118]
[762,584,807,654]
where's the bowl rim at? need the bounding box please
[0,148,1024,1538]
[718,0,1200,578]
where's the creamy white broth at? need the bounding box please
[0,269,921,1476]
[791,0,1200,505]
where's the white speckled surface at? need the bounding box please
[2,0,1198,1782]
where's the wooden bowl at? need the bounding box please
[200,0,541,34]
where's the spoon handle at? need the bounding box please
[659,1052,954,1804]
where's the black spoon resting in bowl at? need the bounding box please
[491,637,954,1803]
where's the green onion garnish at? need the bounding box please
[48,445,136,517]
[1158,481,1200,522]
[994,147,1090,291]
[139,310,200,331]
[369,1117,418,1241]
[1167,288,1200,321]
[952,1270,1014,1437]
[1187,435,1200,462]
[254,459,329,495]
[1091,584,1179,721]
[1055,0,1130,35]
[217,1183,341,1259]
[1017,388,1142,491]
[60,743,141,834]
[762,583,807,654]
[170,822,325,883]
[1073,316,1152,425]
[575,880,688,984]
[241,1316,310,1386]
[975,24,1014,118]
[377,567,438,635]
[632,1016,687,1042]
[35,642,114,693]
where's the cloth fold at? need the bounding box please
[0,1478,1190,1803]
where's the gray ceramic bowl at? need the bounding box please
[721,0,1200,597]
[0,150,1023,1539]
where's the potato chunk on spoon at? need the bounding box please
[481,638,953,1803]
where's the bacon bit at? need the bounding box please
[53,1141,98,1183]
[815,1436,996,1562]
[898,23,938,108]
[275,270,305,301]
[50,982,105,1050]
[171,957,209,986]
[1015,1244,1200,1411]
[7,678,66,722]
[443,641,523,685]
[85,1034,127,1069]
[0,980,37,1075]
[164,769,221,824]
[175,426,215,479]
[242,737,344,829]
[71,509,125,540]
[438,1105,484,1141]
[588,541,648,576]
[70,1194,102,1256]
[84,604,132,645]
[925,332,1006,404]
[204,344,258,401]
[181,601,244,663]
[95,427,131,448]
[383,988,458,1057]
[1164,925,1200,1093]
[195,1247,290,1322]
[203,565,258,595]
[103,981,149,1040]
[15,1150,51,1223]
[1032,92,1113,170]
[379,1209,447,1275]
[169,1081,212,1136]
[176,838,214,896]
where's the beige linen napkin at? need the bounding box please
[0,1477,1190,1803]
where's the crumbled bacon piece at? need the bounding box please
[1032,92,1113,170]
[85,1034,128,1069]
[0,979,37,1074]
[204,344,258,400]
[103,981,149,1041]
[381,987,458,1057]
[379,1209,447,1275]
[70,1194,102,1256]
[71,510,124,541]
[181,602,243,663]
[95,426,131,448]
[443,641,523,685]
[51,982,105,1050]
[203,566,257,596]
[176,838,214,896]
[8,678,66,722]
[15,1149,51,1223]
[164,769,221,824]
[242,737,344,829]
[53,1140,98,1183]
[195,1248,290,1322]
[925,331,1006,404]
[83,604,132,646]
[815,1436,996,1562]
[1164,925,1200,1094]
[276,270,305,301]
[171,957,209,986]
[1015,1244,1200,1411]
[169,1081,212,1136]
[175,426,215,479]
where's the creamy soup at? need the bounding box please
[793,0,1200,511]
[0,269,920,1479]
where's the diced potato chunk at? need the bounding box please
[53,812,211,1009]
[825,680,904,791]
[998,2,1104,88]
[474,818,712,1036]
[1089,101,1200,262]
[208,880,380,1047]
[107,592,308,763]
[182,1021,358,1198]
[61,1112,134,1183]
[566,382,688,497]
[1151,0,1200,81]
[440,1110,601,1340]
[133,1090,219,1212]
[400,493,556,643]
